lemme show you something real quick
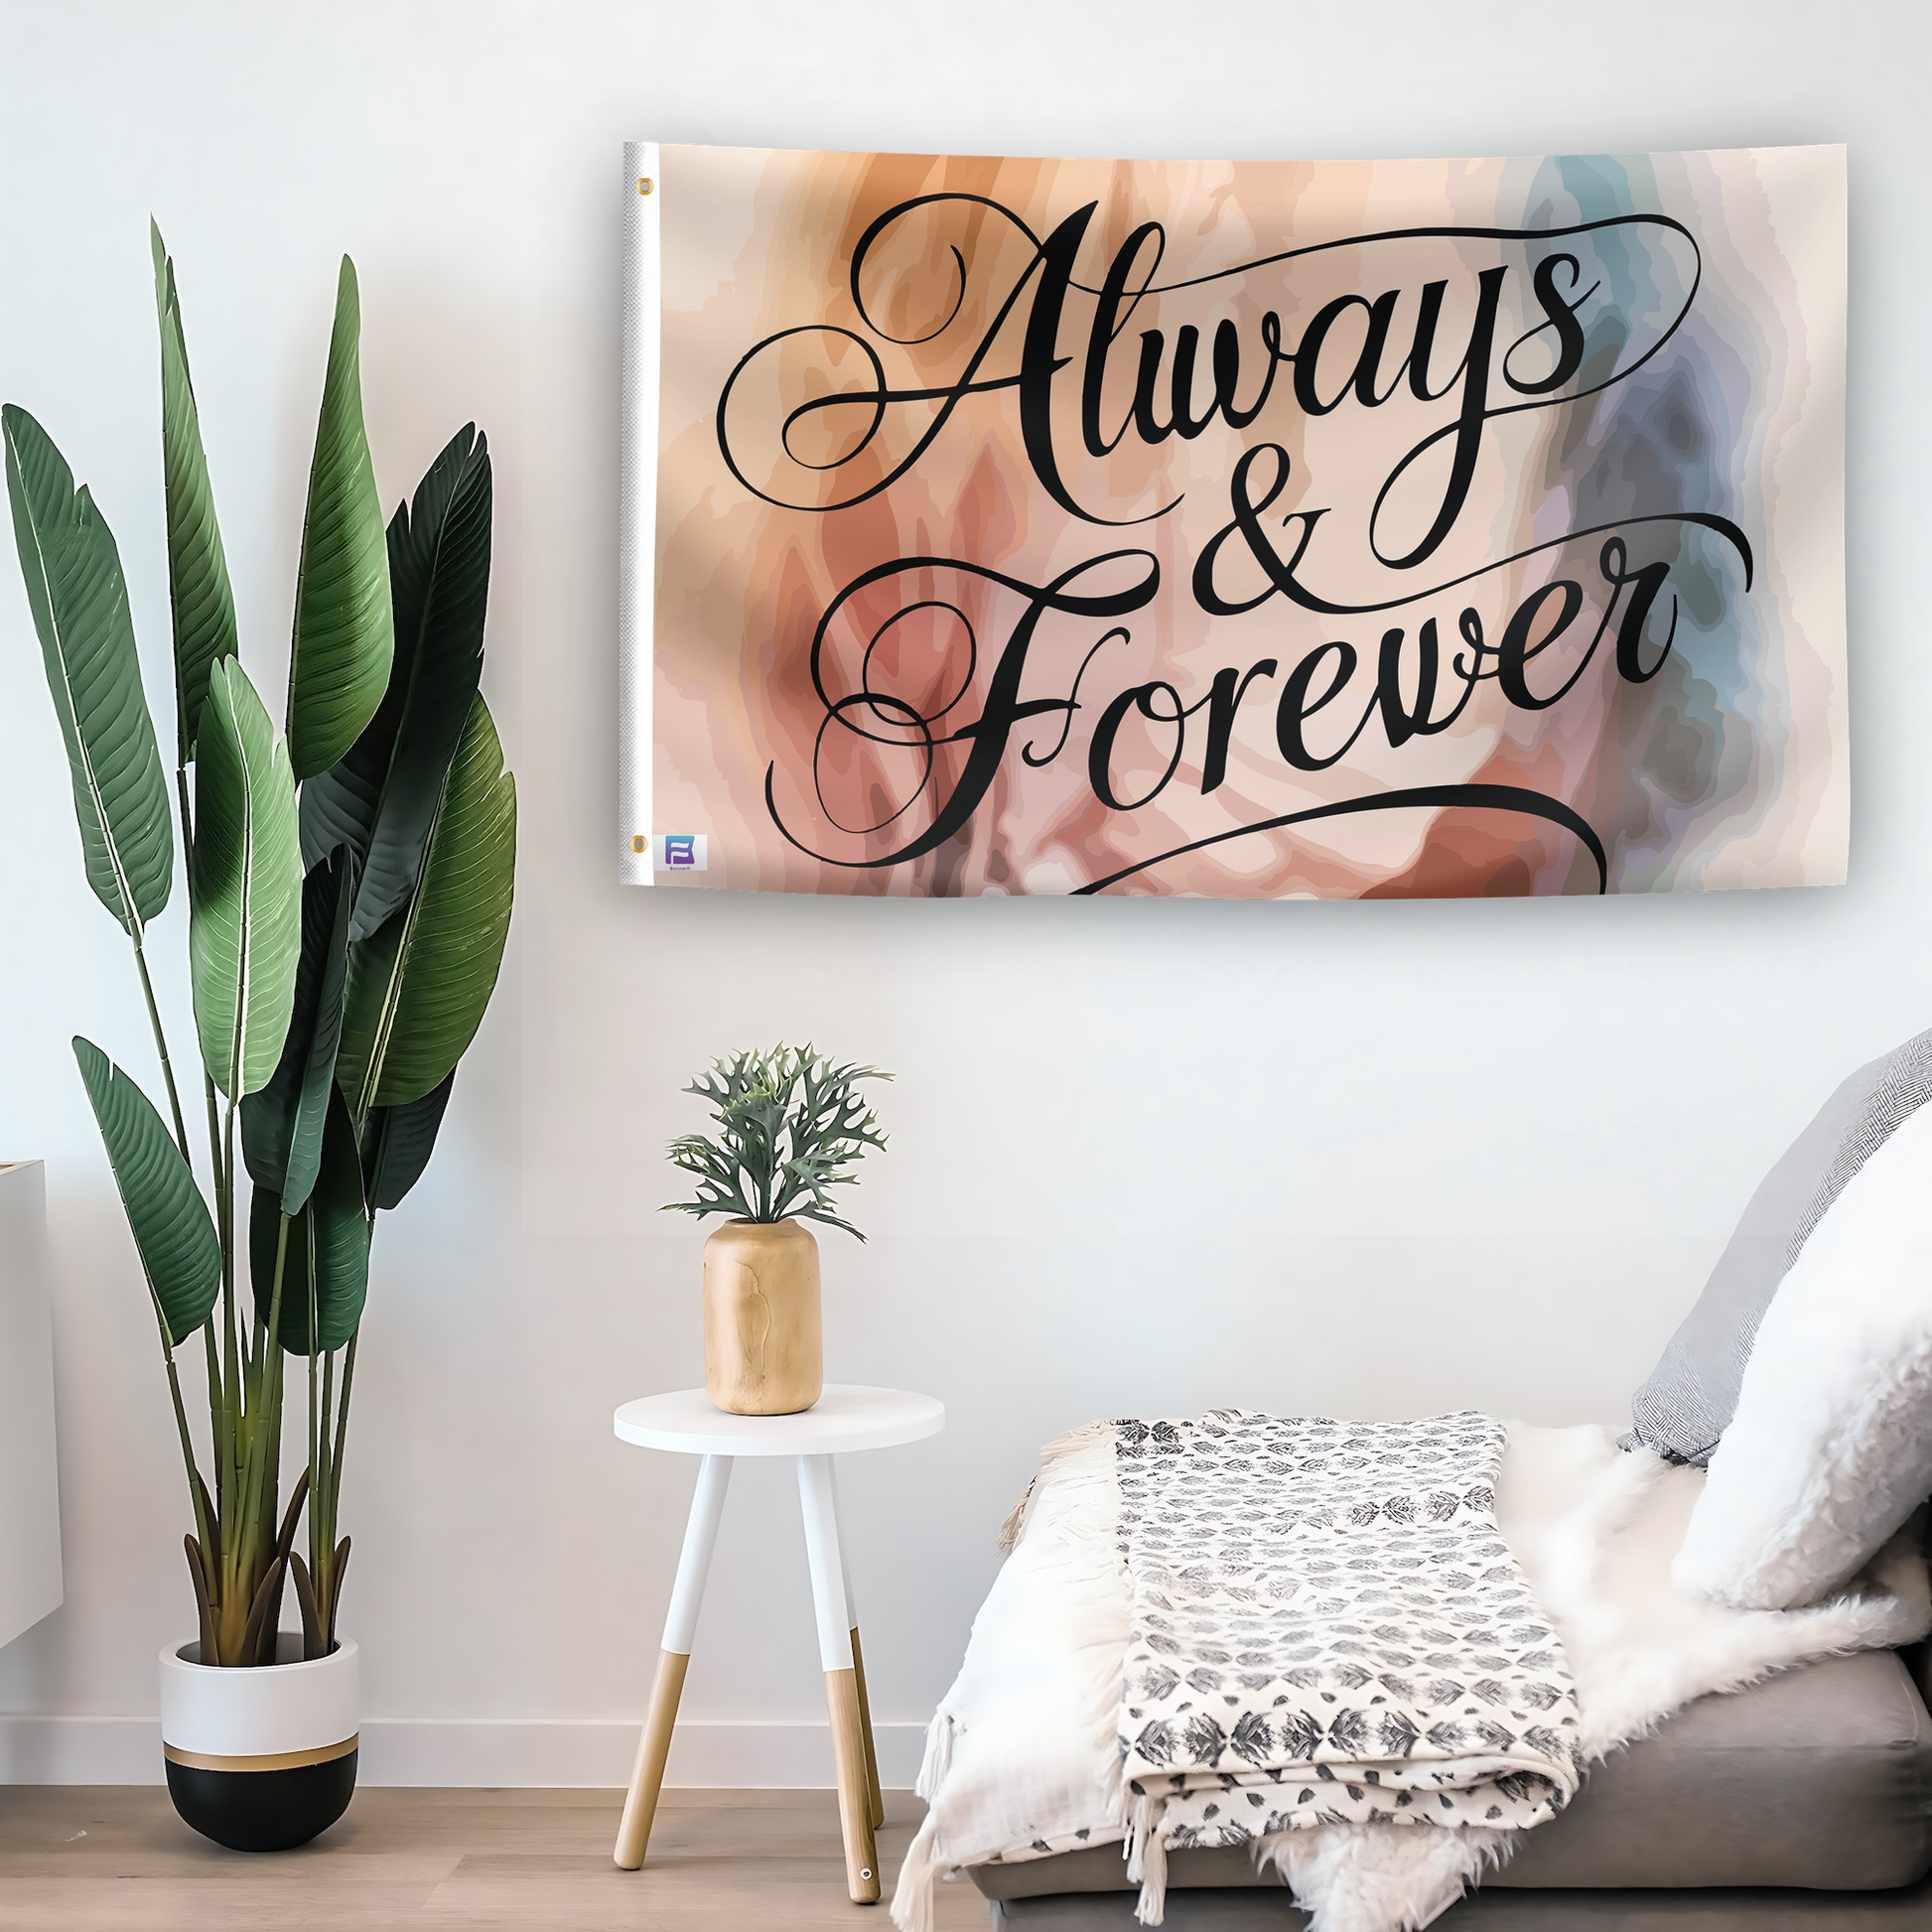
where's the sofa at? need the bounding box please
[969,1642,1932,1924]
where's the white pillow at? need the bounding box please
[1672,1099,1932,1610]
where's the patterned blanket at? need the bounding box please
[1114,1411,1584,1898]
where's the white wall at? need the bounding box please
[0,0,1926,1786]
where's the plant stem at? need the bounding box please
[202,1075,224,1228]
[163,1350,212,1561]
[332,1333,356,1501]
[220,1096,239,1453]
[219,1212,288,1664]
[198,1072,231,1537]
[307,1310,320,1550]
[203,1318,225,1521]
[139,1257,213,1585]
[323,1334,356,1649]
[217,1095,240,1566]
[131,939,191,1165]
[314,1344,336,1572]
[250,1212,290,1534]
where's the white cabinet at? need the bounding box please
[0,1162,62,1648]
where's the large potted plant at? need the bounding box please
[664,1045,890,1415]
[3,225,515,1851]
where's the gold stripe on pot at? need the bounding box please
[163,1734,358,1773]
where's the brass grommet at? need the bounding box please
[637,177,653,197]
[630,835,647,853]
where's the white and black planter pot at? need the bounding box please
[159,1635,358,1852]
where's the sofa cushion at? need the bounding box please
[1495,1649,1932,1888]
[969,1651,1932,1900]
[1670,1097,1932,1609]
[1624,1029,1932,1466]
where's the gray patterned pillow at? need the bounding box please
[1624,1028,1932,1464]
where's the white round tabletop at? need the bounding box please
[613,1384,945,1457]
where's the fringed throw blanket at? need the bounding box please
[1113,1412,1584,1914]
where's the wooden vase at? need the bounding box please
[702,1218,823,1415]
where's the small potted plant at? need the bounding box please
[4,227,514,1851]
[665,1045,890,1415]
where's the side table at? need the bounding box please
[611,1384,945,1902]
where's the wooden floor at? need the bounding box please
[0,1787,991,1930]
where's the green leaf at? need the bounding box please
[240,846,354,1213]
[73,1036,219,1347]
[250,1086,369,1355]
[3,404,174,936]
[301,426,490,944]
[150,222,238,764]
[338,694,515,1113]
[296,743,380,879]
[287,257,392,780]
[190,657,303,1098]
[360,1069,455,1211]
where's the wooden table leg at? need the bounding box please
[615,1453,733,1869]
[827,1460,885,1830]
[797,1453,880,1903]
[849,1625,885,1831]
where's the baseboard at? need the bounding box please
[0,1715,930,1788]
